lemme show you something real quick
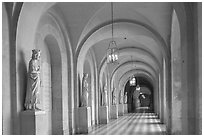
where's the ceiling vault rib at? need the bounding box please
[119,69,155,85]
[99,46,161,73]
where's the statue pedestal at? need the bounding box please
[110,105,118,119]
[99,106,109,124]
[118,104,124,116]
[124,104,128,113]
[20,110,47,135]
[78,107,91,134]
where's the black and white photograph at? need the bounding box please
[2,1,202,135]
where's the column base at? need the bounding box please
[118,104,124,116]
[77,107,91,134]
[20,110,47,135]
[124,104,128,113]
[110,105,118,119]
[99,106,109,124]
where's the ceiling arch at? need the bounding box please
[110,62,157,90]
[76,20,169,57]
[110,60,157,83]
[118,69,155,92]
[99,47,161,78]
[77,21,169,73]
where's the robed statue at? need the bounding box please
[81,73,89,107]
[119,90,123,104]
[112,88,116,105]
[102,84,108,106]
[124,92,127,104]
[24,49,41,110]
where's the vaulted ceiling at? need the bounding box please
[49,2,173,88]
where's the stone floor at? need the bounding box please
[88,112,166,135]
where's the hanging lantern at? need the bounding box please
[106,2,119,64]
[130,76,136,86]
[107,41,119,63]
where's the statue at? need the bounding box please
[102,84,108,106]
[124,92,127,104]
[24,49,41,110]
[112,88,116,105]
[81,73,89,107]
[119,90,123,104]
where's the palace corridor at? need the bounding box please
[2,2,202,135]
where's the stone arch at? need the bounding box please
[119,69,158,112]
[36,15,71,134]
[75,15,169,122]
[122,72,155,112]
[110,61,157,92]
[99,47,161,81]
[76,20,169,63]
[110,66,156,107]
[111,61,157,82]
[16,3,73,134]
[118,70,155,96]
[44,35,63,134]
[76,21,169,85]
[99,46,161,74]
[112,64,156,105]
[122,74,154,95]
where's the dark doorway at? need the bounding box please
[139,93,151,107]
[124,76,154,113]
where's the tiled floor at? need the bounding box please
[88,113,166,135]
